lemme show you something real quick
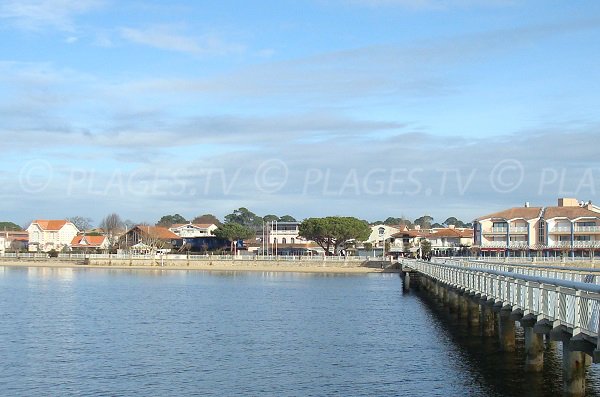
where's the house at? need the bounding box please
[366,224,400,248]
[1,231,28,252]
[27,220,79,252]
[425,226,473,256]
[119,225,182,251]
[390,227,426,254]
[70,234,110,252]
[473,198,600,257]
[169,223,218,238]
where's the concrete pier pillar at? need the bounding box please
[448,290,459,315]
[467,299,480,328]
[562,339,586,396]
[402,272,411,292]
[520,315,544,372]
[498,309,516,352]
[458,294,469,319]
[481,303,496,336]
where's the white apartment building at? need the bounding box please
[473,198,600,256]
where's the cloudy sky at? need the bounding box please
[1,0,599,226]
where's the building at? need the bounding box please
[119,225,183,251]
[390,228,426,255]
[366,224,400,248]
[27,220,79,252]
[70,234,110,252]
[169,223,218,238]
[473,198,600,257]
[425,227,473,256]
[0,231,28,252]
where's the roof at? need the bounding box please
[170,223,215,229]
[71,235,107,247]
[32,220,73,231]
[427,228,473,238]
[133,225,180,240]
[475,207,542,221]
[392,229,425,238]
[544,206,600,220]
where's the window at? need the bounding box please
[575,235,591,241]
[538,220,545,244]
[378,227,385,235]
[282,238,287,244]
[291,238,295,244]
[577,222,596,227]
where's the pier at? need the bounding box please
[400,258,600,396]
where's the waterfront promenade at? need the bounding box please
[0,253,389,274]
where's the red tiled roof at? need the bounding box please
[392,230,424,238]
[475,207,542,221]
[544,206,600,220]
[134,225,180,240]
[71,235,106,247]
[32,220,71,231]
[427,228,473,238]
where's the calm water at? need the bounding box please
[0,266,598,396]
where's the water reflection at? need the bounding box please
[413,285,600,397]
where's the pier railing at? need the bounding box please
[402,259,600,342]
[438,258,600,285]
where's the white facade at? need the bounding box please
[367,224,400,248]
[27,220,79,252]
[267,222,304,245]
[169,223,218,238]
[0,236,5,254]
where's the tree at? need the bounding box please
[414,215,434,229]
[299,217,371,256]
[214,223,255,255]
[420,240,432,258]
[0,222,22,231]
[156,214,187,227]
[224,208,262,231]
[100,213,124,249]
[443,217,466,228]
[66,216,93,231]
[263,214,279,222]
[383,217,402,226]
[192,214,221,225]
[279,215,296,222]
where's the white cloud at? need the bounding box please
[0,0,104,32]
[119,26,245,56]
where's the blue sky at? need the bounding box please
[1,0,599,226]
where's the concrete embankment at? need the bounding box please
[0,258,393,274]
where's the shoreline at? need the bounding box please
[0,259,392,274]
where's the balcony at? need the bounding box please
[550,226,571,233]
[485,227,508,234]
[547,241,600,249]
[270,229,299,235]
[574,226,600,233]
[510,226,528,234]
[481,241,529,249]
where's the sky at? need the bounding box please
[1,0,599,226]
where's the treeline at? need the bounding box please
[2,210,472,233]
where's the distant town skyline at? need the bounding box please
[2,1,599,225]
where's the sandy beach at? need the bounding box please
[0,259,391,274]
